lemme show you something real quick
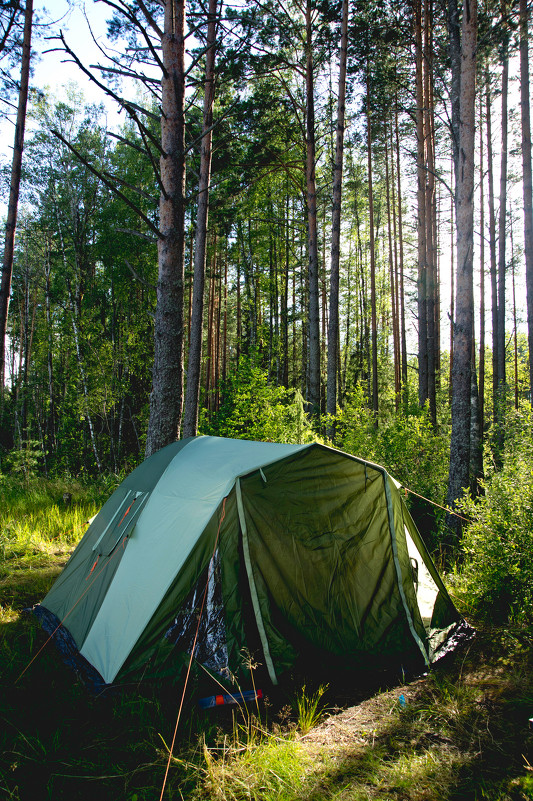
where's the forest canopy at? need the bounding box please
[0,0,531,550]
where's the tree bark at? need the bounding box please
[496,15,509,445]
[395,104,408,403]
[520,0,533,398]
[448,0,461,193]
[424,0,437,427]
[366,73,378,420]
[0,0,33,391]
[446,0,477,535]
[414,0,428,407]
[326,0,349,435]
[182,0,217,438]
[478,94,485,434]
[305,0,320,416]
[485,68,499,426]
[145,0,187,456]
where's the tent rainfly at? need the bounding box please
[34,436,468,691]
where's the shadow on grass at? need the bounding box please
[2,564,533,801]
[297,632,533,801]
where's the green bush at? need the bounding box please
[455,406,533,624]
[202,357,316,444]
[335,389,450,504]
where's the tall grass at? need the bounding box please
[0,474,118,572]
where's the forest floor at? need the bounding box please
[2,532,533,799]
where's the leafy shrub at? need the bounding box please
[455,406,533,624]
[202,357,316,444]
[335,389,450,504]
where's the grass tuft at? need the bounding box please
[294,684,328,735]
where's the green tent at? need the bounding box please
[35,436,465,690]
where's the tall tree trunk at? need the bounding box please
[305,0,320,416]
[479,94,485,434]
[327,0,348,436]
[415,0,428,407]
[282,190,290,386]
[520,0,533,398]
[390,123,401,408]
[446,0,477,535]
[511,220,519,410]
[0,0,33,392]
[496,15,509,449]
[145,0,186,456]
[485,68,499,426]
[424,0,437,427]
[385,131,400,409]
[182,0,217,438]
[449,171,454,401]
[395,104,408,403]
[366,75,378,419]
[448,0,461,192]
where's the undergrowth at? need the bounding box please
[2,477,533,800]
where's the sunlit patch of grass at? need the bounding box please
[0,475,116,582]
[294,684,328,735]
[185,720,310,801]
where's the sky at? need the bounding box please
[1,0,124,165]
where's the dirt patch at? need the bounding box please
[301,676,428,750]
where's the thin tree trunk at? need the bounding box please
[182,0,217,437]
[390,122,401,408]
[145,0,186,456]
[366,75,378,419]
[479,94,485,434]
[395,104,408,402]
[448,0,461,192]
[496,16,509,445]
[415,0,428,407]
[449,169,454,402]
[485,68,499,425]
[385,132,400,408]
[305,0,320,416]
[446,0,477,534]
[326,0,348,435]
[520,0,533,399]
[0,0,33,392]
[511,216,519,410]
[424,0,437,427]
[282,190,289,386]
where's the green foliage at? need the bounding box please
[335,388,450,505]
[3,440,42,481]
[202,357,317,444]
[455,406,533,624]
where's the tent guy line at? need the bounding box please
[159,494,227,801]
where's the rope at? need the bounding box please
[403,485,472,524]
[14,537,127,685]
[158,496,227,801]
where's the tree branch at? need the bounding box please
[52,129,164,239]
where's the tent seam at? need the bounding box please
[236,478,278,686]
[383,473,430,666]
